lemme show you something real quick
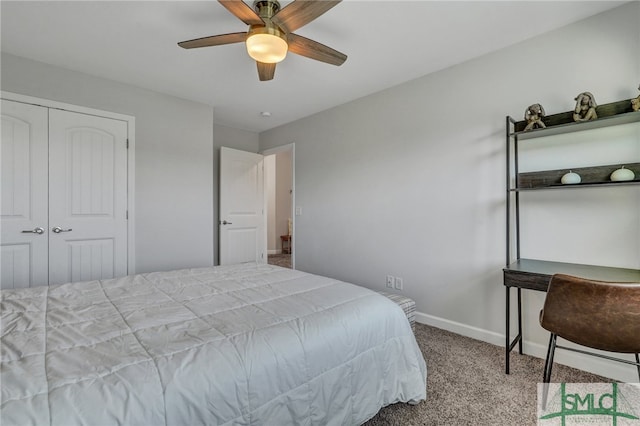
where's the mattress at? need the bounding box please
[1,263,426,425]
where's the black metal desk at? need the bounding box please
[503,258,640,374]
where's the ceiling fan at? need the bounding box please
[178,0,347,81]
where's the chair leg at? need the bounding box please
[543,334,557,383]
[636,353,640,382]
[542,334,557,410]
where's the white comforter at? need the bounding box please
[1,263,426,425]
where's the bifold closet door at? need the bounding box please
[0,100,49,289]
[48,109,128,286]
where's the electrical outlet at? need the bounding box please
[386,275,395,288]
[395,277,403,290]
[295,206,303,216]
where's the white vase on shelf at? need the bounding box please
[610,166,635,182]
[561,171,581,185]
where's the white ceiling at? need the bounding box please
[1,1,626,132]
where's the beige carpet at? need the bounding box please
[364,323,611,425]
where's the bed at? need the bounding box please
[1,263,426,425]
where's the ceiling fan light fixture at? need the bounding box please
[178,0,347,81]
[246,26,288,64]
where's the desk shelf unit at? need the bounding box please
[503,100,640,374]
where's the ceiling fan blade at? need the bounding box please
[288,33,347,66]
[257,62,276,81]
[218,0,264,26]
[271,0,341,33]
[178,32,248,49]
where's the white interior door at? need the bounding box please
[219,147,266,265]
[0,100,49,289]
[48,109,128,285]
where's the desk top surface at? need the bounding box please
[504,259,640,282]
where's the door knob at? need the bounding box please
[52,226,73,233]
[220,220,233,225]
[21,227,45,234]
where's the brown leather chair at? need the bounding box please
[539,274,640,383]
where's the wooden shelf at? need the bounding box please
[511,100,640,140]
[513,162,640,190]
[510,180,639,192]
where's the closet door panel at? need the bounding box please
[48,109,128,286]
[0,100,49,289]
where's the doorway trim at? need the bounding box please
[1,91,137,274]
[261,143,295,270]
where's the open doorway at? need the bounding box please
[263,144,294,269]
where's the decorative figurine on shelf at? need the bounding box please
[632,85,640,112]
[523,103,546,131]
[573,92,598,122]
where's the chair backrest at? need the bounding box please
[540,274,640,353]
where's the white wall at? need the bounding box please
[264,149,293,254]
[275,150,293,239]
[260,3,640,381]
[265,155,277,252]
[1,53,259,273]
[265,150,293,253]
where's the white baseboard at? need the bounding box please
[415,311,638,383]
[415,311,504,346]
[267,249,281,255]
